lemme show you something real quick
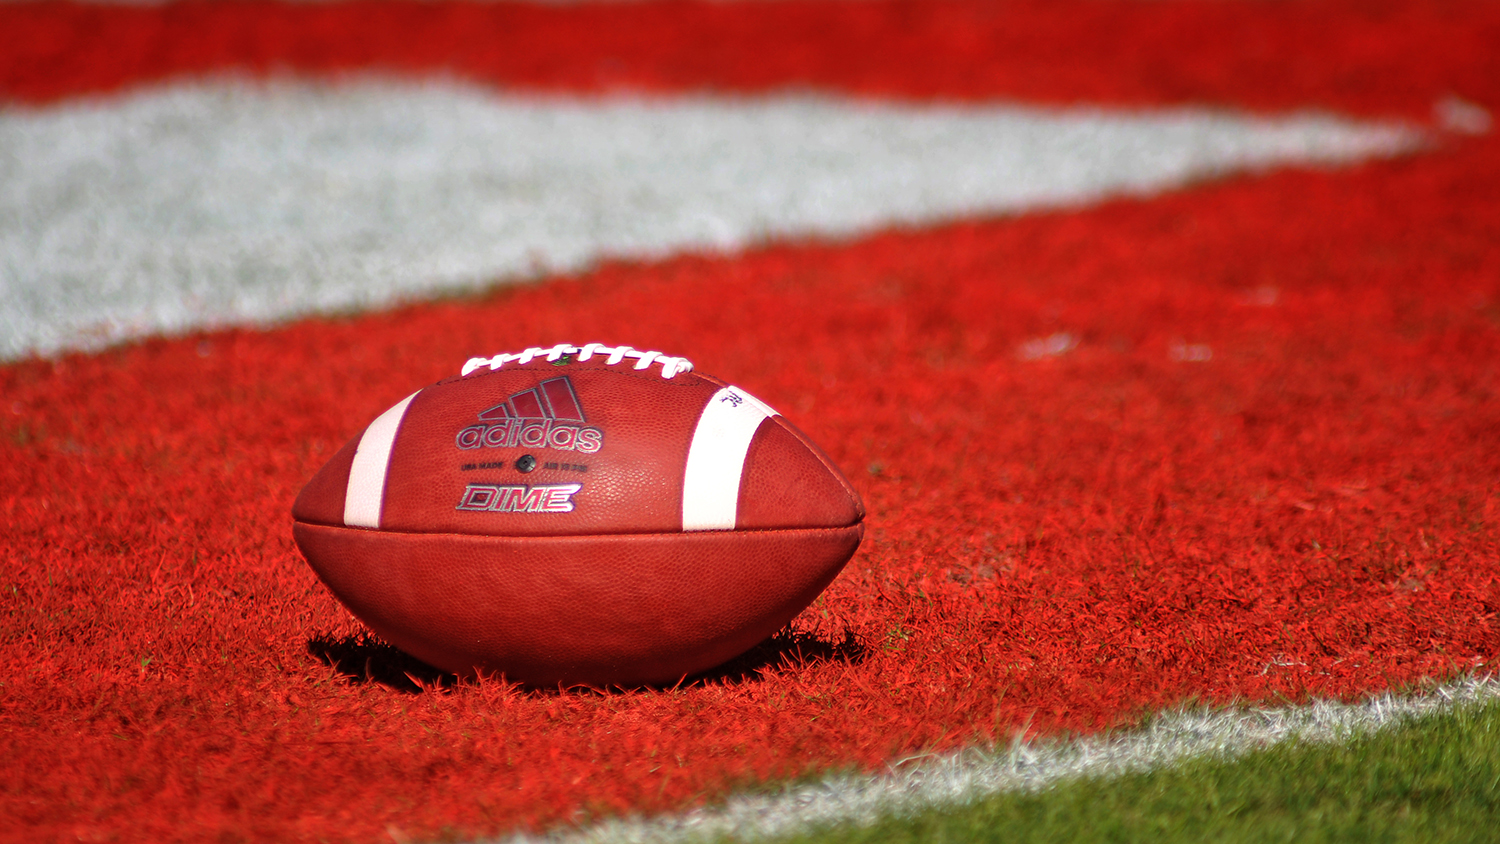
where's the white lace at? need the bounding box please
[461,343,694,379]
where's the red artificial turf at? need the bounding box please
[4,2,1500,843]
[0,0,1497,119]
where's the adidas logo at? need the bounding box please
[454,376,604,453]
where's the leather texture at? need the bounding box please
[737,416,865,530]
[292,355,866,684]
[292,432,359,526]
[293,521,864,687]
[294,358,863,533]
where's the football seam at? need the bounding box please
[291,519,863,538]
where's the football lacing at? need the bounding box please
[461,343,694,379]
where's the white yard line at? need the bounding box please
[503,676,1499,843]
[0,78,1421,361]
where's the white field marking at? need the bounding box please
[1017,331,1078,360]
[495,675,1500,844]
[0,78,1422,361]
[681,386,778,530]
[343,390,418,529]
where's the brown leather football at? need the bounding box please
[293,343,864,687]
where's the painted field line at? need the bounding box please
[501,676,1500,843]
[0,78,1421,362]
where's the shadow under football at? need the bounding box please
[306,625,867,694]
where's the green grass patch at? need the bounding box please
[778,698,1500,844]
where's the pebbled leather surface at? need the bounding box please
[737,416,864,530]
[293,357,866,683]
[382,362,720,535]
[295,357,864,533]
[291,432,359,526]
[293,520,864,687]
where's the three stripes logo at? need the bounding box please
[454,376,604,453]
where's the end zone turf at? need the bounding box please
[6,131,1499,839]
[3,2,1499,842]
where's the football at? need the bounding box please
[293,343,865,687]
